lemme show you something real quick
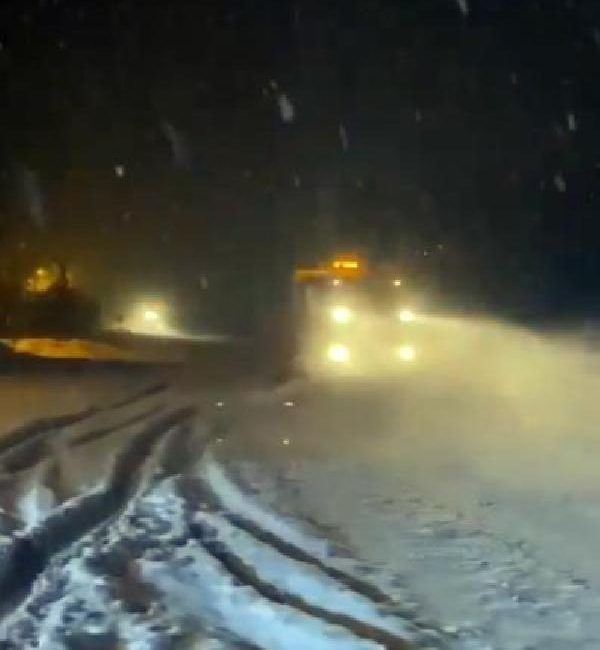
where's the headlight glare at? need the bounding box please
[330,305,353,325]
[327,343,351,363]
[397,344,417,362]
[398,308,416,323]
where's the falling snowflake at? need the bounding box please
[567,112,577,132]
[593,28,600,48]
[293,174,301,188]
[554,173,567,193]
[277,93,295,123]
[114,164,125,178]
[20,167,46,229]
[455,0,469,16]
[510,72,518,86]
[160,121,190,168]
[415,109,423,123]
[338,123,349,150]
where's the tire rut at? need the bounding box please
[0,408,97,456]
[0,384,169,476]
[178,476,444,649]
[0,406,196,618]
[108,381,168,410]
[183,475,410,610]
[190,521,413,650]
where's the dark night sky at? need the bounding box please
[2,0,600,325]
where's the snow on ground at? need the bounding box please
[218,316,600,650]
[191,507,412,638]
[1,470,417,649]
[141,539,383,650]
[199,452,329,560]
[0,371,146,435]
[240,458,600,649]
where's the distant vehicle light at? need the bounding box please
[125,301,169,335]
[393,278,402,287]
[332,259,359,270]
[398,308,416,323]
[330,305,353,325]
[143,308,160,323]
[397,344,417,362]
[327,343,350,363]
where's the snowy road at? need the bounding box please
[218,317,600,650]
[3,317,600,649]
[0,377,429,649]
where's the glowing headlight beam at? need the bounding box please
[143,308,160,323]
[327,343,351,364]
[398,308,416,323]
[330,305,353,325]
[397,344,417,362]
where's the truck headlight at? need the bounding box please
[398,308,416,323]
[326,343,351,363]
[396,344,416,362]
[330,305,353,325]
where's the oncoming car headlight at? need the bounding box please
[330,305,353,325]
[326,343,351,363]
[396,344,417,362]
[397,308,416,323]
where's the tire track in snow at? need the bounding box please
[196,458,422,615]
[0,401,440,650]
[108,380,168,410]
[186,506,414,649]
[69,403,165,447]
[0,406,196,618]
[0,381,168,467]
[0,407,97,456]
[183,461,447,648]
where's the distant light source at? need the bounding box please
[327,343,350,364]
[330,305,353,325]
[397,344,416,362]
[125,301,169,335]
[398,308,416,323]
[393,278,402,287]
[332,259,359,270]
[332,278,342,287]
[143,308,160,323]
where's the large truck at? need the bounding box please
[293,254,426,376]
